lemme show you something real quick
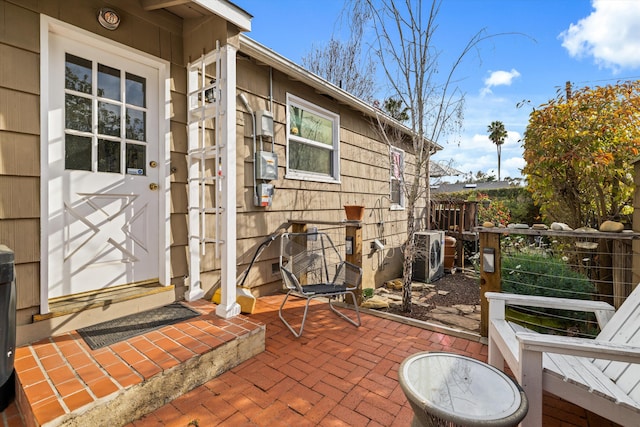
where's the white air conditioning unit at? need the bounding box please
[412,231,445,283]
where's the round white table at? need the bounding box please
[399,352,528,427]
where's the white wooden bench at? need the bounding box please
[487,285,640,427]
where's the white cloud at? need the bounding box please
[433,129,524,182]
[457,130,521,152]
[434,85,528,181]
[559,0,640,71]
[481,69,521,95]
[503,156,526,176]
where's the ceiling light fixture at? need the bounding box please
[97,7,121,30]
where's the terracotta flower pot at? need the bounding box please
[344,205,365,221]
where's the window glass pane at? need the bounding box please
[126,73,146,108]
[98,102,121,137]
[391,180,401,204]
[65,94,92,132]
[290,140,331,175]
[98,139,121,173]
[98,64,121,101]
[65,134,92,170]
[289,106,333,145]
[126,143,146,175]
[65,54,92,94]
[126,109,146,141]
[390,149,404,206]
[392,151,403,180]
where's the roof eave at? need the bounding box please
[192,0,252,31]
[238,34,442,152]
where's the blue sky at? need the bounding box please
[233,0,640,182]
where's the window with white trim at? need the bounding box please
[286,94,340,182]
[64,53,148,175]
[390,146,405,208]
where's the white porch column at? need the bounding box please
[216,44,241,319]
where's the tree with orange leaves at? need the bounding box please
[522,81,640,228]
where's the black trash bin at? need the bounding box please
[0,245,16,412]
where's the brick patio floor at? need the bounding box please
[1,295,619,426]
[128,295,617,427]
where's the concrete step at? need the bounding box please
[14,302,265,426]
[18,284,176,346]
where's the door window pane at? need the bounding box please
[98,64,121,101]
[65,54,92,93]
[126,143,146,175]
[126,73,146,108]
[63,53,148,176]
[126,109,146,141]
[98,139,121,173]
[65,94,92,132]
[65,135,92,170]
[98,101,121,136]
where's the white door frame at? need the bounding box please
[39,16,171,314]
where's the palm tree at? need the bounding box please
[487,121,508,181]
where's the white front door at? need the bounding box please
[46,32,162,299]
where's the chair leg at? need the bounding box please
[519,349,543,427]
[488,334,504,371]
[278,291,311,338]
[328,292,361,328]
[280,292,361,337]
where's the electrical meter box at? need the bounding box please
[256,183,274,207]
[256,110,274,138]
[256,151,278,180]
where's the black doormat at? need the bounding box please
[77,302,200,350]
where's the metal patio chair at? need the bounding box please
[278,231,362,337]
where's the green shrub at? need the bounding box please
[501,252,598,336]
[501,253,595,299]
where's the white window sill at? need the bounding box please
[285,172,341,184]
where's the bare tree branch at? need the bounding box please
[353,0,492,312]
[301,5,377,100]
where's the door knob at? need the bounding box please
[149,183,159,191]
[149,161,158,168]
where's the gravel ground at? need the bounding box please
[384,269,481,321]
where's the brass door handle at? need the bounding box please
[149,161,158,168]
[149,183,159,191]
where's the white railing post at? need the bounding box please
[215,44,241,318]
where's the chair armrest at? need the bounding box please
[516,332,640,364]
[486,292,614,311]
[342,261,363,289]
[344,261,363,272]
[486,292,615,328]
[280,265,302,292]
